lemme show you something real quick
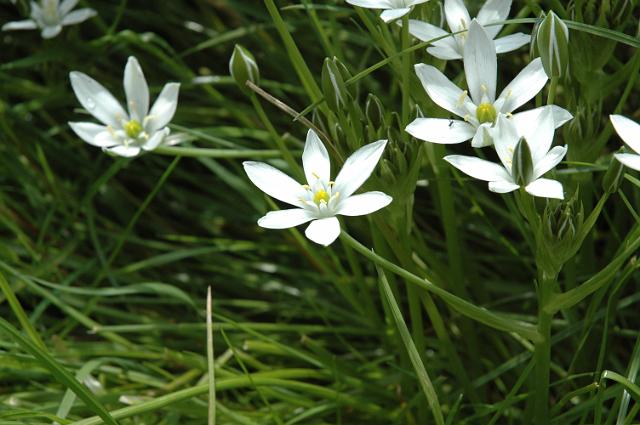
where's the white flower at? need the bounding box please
[610,115,640,171]
[243,130,392,246]
[406,0,530,60]
[406,19,572,148]
[444,107,567,199]
[68,56,180,157]
[2,0,96,39]
[345,0,429,23]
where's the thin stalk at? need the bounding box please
[154,146,284,159]
[401,15,411,126]
[547,76,559,105]
[533,273,555,424]
[0,271,46,350]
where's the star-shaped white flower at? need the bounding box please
[406,19,572,148]
[444,107,567,199]
[610,115,640,171]
[243,130,392,246]
[406,0,530,60]
[68,56,180,157]
[2,0,96,39]
[346,0,429,23]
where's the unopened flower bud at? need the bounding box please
[512,137,534,186]
[321,57,350,113]
[603,150,625,194]
[535,11,570,78]
[229,44,259,94]
[365,93,384,129]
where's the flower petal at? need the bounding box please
[69,71,128,128]
[525,178,564,199]
[614,153,640,172]
[68,121,118,147]
[406,118,475,144]
[302,129,331,185]
[444,154,512,182]
[61,8,96,25]
[464,20,497,104]
[414,63,473,118]
[59,0,80,16]
[497,58,547,114]
[470,123,493,148]
[489,180,520,193]
[533,145,567,179]
[334,140,387,198]
[426,44,463,60]
[124,56,150,122]
[142,128,170,151]
[305,217,341,246]
[337,191,392,216]
[406,19,449,41]
[345,0,393,8]
[2,19,38,31]
[146,82,180,133]
[524,105,555,164]
[408,0,429,5]
[41,25,62,38]
[380,8,411,22]
[494,33,531,53]
[243,161,304,208]
[476,0,511,39]
[257,209,315,229]
[610,115,640,154]
[492,114,519,170]
[511,105,573,138]
[444,0,471,36]
[106,145,141,157]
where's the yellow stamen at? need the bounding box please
[124,119,143,138]
[313,189,330,205]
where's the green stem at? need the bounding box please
[532,273,555,424]
[0,271,46,349]
[339,231,542,342]
[154,146,286,159]
[401,15,411,126]
[547,76,559,105]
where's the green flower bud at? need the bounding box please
[536,11,570,78]
[321,57,350,113]
[365,93,384,129]
[229,44,259,94]
[602,150,625,194]
[512,137,534,186]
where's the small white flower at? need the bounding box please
[406,0,530,60]
[406,19,571,148]
[243,130,392,246]
[346,0,429,23]
[610,115,640,171]
[444,107,567,199]
[68,56,180,157]
[2,0,96,39]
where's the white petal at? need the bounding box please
[59,0,79,16]
[345,0,393,8]
[414,64,473,118]
[2,20,38,31]
[533,145,567,179]
[406,118,475,144]
[334,140,387,198]
[243,161,304,208]
[106,145,141,158]
[305,217,341,246]
[69,71,127,128]
[476,0,511,39]
[124,57,150,122]
[611,115,640,154]
[302,130,331,185]
[489,180,520,193]
[146,82,180,133]
[524,106,555,164]
[380,8,411,22]
[444,154,512,182]
[407,0,429,5]
[464,20,497,104]
[41,25,62,38]
[61,8,96,25]
[142,128,169,151]
[337,191,392,216]
[257,209,315,229]
[470,124,494,148]
[444,0,471,35]
[494,33,531,54]
[511,105,573,139]
[68,122,117,147]
[614,153,640,172]
[426,44,463,60]
[492,114,519,170]
[497,58,547,114]
[525,178,564,199]
[406,19,449,41]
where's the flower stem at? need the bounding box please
[547,76,559,105]
[401,15,411,126]
[533,272,555,424]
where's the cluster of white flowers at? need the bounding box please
[4,0,636,246]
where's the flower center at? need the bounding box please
[41,0,59,24]
[476,102,497,124]
[124,119,143,138]
[313,189,330,205]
